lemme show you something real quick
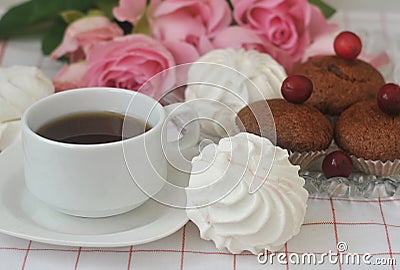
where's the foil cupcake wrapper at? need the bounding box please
[351,156,400,177]
[289,150,326,171]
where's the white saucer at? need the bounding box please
[0,139,190,247]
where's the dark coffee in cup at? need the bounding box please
[36,111,151,144]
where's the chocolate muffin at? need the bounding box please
[335,100,400,176]
[236,99,333,169]
[293,56,385,115]
[336,100,400,161]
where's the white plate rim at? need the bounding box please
[0,139,189,247]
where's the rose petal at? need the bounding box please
[151,11,207,41]
[113,0,147,25]
[213,26,265,49]
[213,26,294,71]
[308,5,337,38]
[85,34,176,98]
[51,16,123,61]
[53,62,88,92]
[206,0,232,35]
[149,0,230,62]
[231,0,337,65]
[163,40,200,65]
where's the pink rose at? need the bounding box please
[51,16,123,62]
[214,26,266,52]
[113,0,147,25]
[149,0,232,64]
[85,34,176,99]
[213,26,293,70]
[113,0,161,25]
[232,0,336,63]
[53,62,88,92]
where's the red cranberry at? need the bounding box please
[322,151,353,178]
[334,31,362,60]
[377,83,400,115]
[281,75,313,104]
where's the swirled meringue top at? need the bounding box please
[0,66,54,122]
[186,132,308,254]
[0,66,54,151]
[185,49,286,139]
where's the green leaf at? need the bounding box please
[0,1,35,38]
[30,0,98,23]
[41,23,67,55]
[133,7,150,35]
[0,0,100,39]
[87,9,105,17]
[308,0,336,19]
[96,0,119,19]
[60,10,85,24]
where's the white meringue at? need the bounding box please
[185,49,286,139]
[186,133,308,254]
[0,66,54,150]
[0,120,20,151]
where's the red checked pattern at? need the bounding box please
[0,10,400,270]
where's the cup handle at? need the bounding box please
[163,102,200,162]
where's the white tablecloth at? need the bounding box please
[0,7,400,270]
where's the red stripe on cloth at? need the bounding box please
[0,245,397,256]
[233,254,237,270]
[184,250,234,256]
[74,247,82,270]
[309,196,400,203]
[378,197,395,270]
[133,249,179,254]
[266,251,400,256]
[303,221,400,228]
[21,241,31,270]
[79,248,133,253]
[127,246,133,270]
[0,247,233,255]
[284,243,289,270]
[180,224,187,270]
[0,41,7,64]
[330,198,342,270]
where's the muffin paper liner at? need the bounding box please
[289,150,326,171]
[351,156,400,177]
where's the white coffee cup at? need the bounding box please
[21,87,199,218]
